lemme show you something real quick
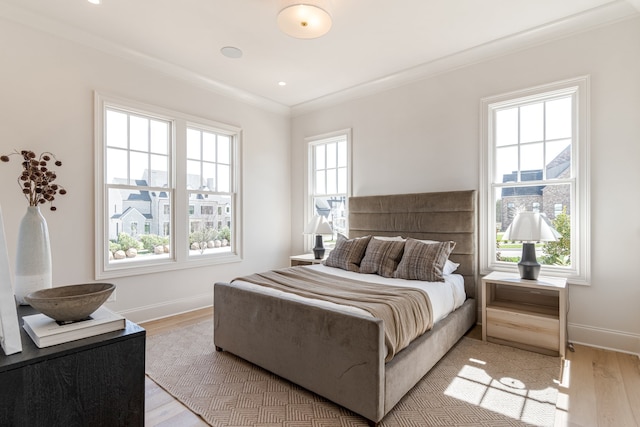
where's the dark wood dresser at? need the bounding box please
[0,305,145,426]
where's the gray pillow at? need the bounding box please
[359,238,405,278]
[394,238,456,282]
[324,234,371,272]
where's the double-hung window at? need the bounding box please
[306,130,351,249]
[95,93,241,278]
[480,76,590,284]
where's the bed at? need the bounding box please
[213,190,477,425]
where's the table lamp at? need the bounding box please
[304,215,333,259]
[502,211,561,280]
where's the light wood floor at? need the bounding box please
[141,307,640,427]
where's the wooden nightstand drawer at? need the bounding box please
[486,307,559,351]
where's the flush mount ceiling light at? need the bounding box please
[277,4,332,39]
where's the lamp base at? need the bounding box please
[518,242,540,280]
[313,234,325,259]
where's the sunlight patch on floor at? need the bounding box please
[444,356,559,425]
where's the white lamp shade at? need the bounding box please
[277,4,332,39]
[502,211,561,242]
[304,215,332,235]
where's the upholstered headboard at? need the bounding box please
[348,190,478,298]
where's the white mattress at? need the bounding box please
[231,264,466,325]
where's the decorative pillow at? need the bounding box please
[394,238,456,282]
[323,234,372,272]
[443,259,460,275]
[417,239,459,275]
[359,238,405,278]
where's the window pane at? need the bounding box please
[150,154,168,187]
[218,135,230,164]
[315,170,326,194]
[188,194,232,257]
[107,188,171,264]
[130,116,149,152]
[520,103,543,143]
[315,145,325,170]
[326,142,337,168]
[202,162,215,190]
[218,164,230,192]
[150,120,168,155]
[546,139,571,179]
[106,110,128,148]
[107,148,128,184]
[496,183,571,267]
[495,146,518,182]
[326,168,337,194]
[495,108,518,147]
[202,132,216,162]
[313,196,346,238]
[546,97,572,140]
[129,151,148,185]
[187,129,201,160]
[520,142,543,172]
[187,160,201,189]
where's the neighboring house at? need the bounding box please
[109,178,232,241]
[500,146,571,231]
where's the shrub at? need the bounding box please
[542,208,571,266]
[117,232,142,252]
[139,234,169,252]
[218,226,231,242]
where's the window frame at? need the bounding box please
[305,129,352,252]
[94,92,242,279]
[479,76,590,285]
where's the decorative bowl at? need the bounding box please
[24,283,115,322]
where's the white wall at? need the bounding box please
[291,17,640,355]
[0,18,292,322]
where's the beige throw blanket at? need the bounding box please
[233,267,433,362]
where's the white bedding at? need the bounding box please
[231,264,466,324]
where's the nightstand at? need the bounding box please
[290,253,326,266]
[481,271,567,357]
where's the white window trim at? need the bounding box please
[94,92,242,279]
[304,129,352,252]
[479,76,590,285]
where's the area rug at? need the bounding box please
[146,320,560,426]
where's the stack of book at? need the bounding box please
[22,306,126,348]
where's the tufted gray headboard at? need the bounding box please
[348,190,478,298]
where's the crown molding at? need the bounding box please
[0,2,291,116]
[291,0,638,117]
[627,0,640,12]
[1,1,637,118]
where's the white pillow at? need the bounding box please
[443,259,460,275]
[373,236,405,241]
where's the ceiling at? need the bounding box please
[0,0,638,113]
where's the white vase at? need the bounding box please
[14,206,52,305]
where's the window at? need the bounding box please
[480,77,590,284]
[306,130,351,249]
[95,92,242,278]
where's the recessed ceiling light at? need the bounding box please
[278,81,287,86]
[88,0,101,4]
[220,46,243,59]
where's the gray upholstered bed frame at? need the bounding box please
[214,190,477,425]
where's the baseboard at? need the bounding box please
[568,322,640,357]
[118,293,213,324]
